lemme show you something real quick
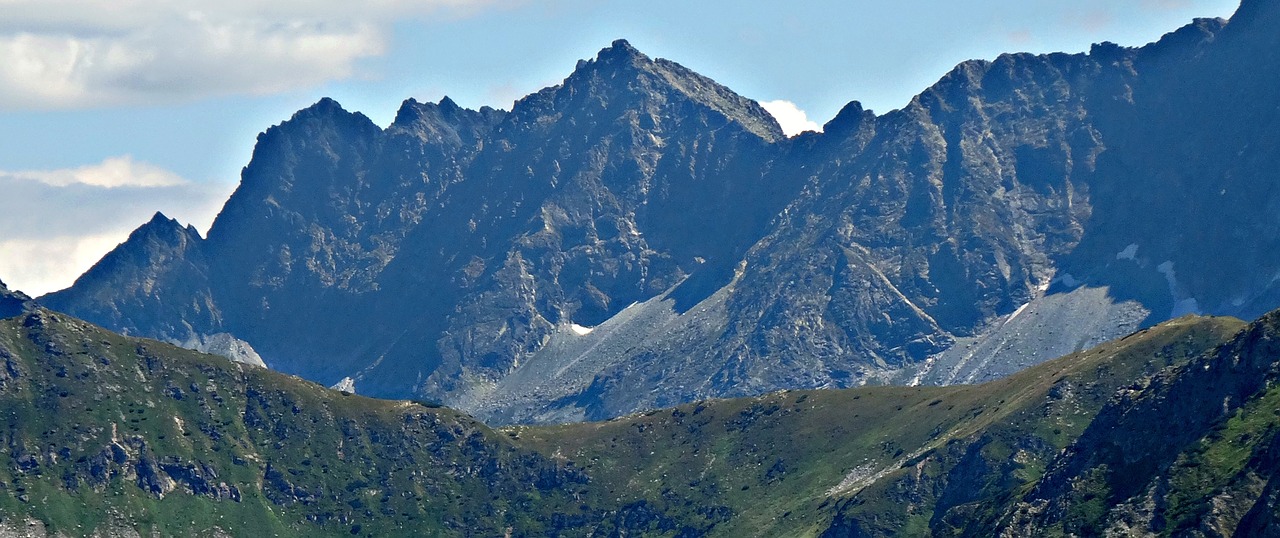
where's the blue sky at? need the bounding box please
[0,0,1240,296]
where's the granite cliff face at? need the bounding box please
[42,1,1280,423]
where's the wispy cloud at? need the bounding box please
[0,0,515,110]
[0,157,232,296]
[760,99,821,136]
[7,155,188,188]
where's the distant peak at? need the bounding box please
[393,98,423,125]
[595,38,646,65]
[824,100,875,135]
[392,96,489,129]
[609,39,638,54]
[291,97,353,121]
[140,211,183,231]
[269,96,379,140]
[135,211,199,240]
[314,97,342,109]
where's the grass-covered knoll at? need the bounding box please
[0,309,596,537]
[516,315,1246,537]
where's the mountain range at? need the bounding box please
[39,0,1280,425]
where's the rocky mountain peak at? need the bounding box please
[389,96,506,148]
[822,100,875,136]
[254,97,381,153]
[137,211,198,237]
[528,39,783,142]
[123,212,202,252]
[296,96,347,118]
[596,38,644,64]
[80,214,204,282]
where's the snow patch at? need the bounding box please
[330,377,356,394]
[1007,302,1031,322]
[1116,243,1139,261]
[570,323,593,336]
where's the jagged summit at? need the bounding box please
[251,96,381,150]
[821,100,874,136]
[392,96,461,125]
[128,211,200,242]
[531,38,783,142]
[291,97,377,127]
[298,96,346,116]
[389,96,506,146]
[138,210,188,232]
[131,211,203,243]
[595,38,644,64]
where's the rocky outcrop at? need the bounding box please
[0,279,34,319]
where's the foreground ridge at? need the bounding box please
[6,302,1280,535]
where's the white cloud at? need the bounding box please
[0,234,127,300]
[0,157,233,296]
[760,99,822,137]
[0,0,513,110]
[8,155,187,188]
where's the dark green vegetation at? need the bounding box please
[41,0,1280,425]
[0,309,598,536]
[10,291,1280,535]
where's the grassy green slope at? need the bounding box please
[517,315,1246,537]
[0,306,1261,537]
[0,309,598,537]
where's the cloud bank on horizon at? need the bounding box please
[0,157,231,296]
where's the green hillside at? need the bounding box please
[0,309,595,536]
[1,305,1275,536]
